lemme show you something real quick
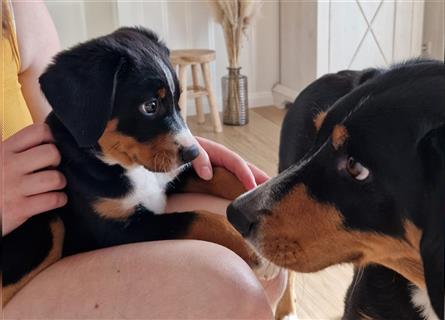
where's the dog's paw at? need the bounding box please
[253,256,281,281]
[280,314,298,320]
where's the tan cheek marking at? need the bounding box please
[313,111,327,131]
[98,119,178,172]
[258,185,425,288]
[3,217,64,306]
[332,124,349,149]
[98,119,136,167]
[93,198,133,220]
[259,185,349,272]
[157,87,166,99]
[360,220,424,289]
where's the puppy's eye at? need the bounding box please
[139,99,159,115]
[346,157,369,181]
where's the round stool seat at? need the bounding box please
[170,49,222,132]
[170,49,216,65]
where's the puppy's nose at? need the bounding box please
[180,145,200,163]
[227,202,259,237]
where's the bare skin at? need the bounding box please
[3,2,287,317]
[4,194,287,319]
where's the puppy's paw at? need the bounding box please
[280,314,298,320]
[253,256,281,281]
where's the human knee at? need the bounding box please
[194,242,274,319]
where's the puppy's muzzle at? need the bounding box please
[179,145,199,163]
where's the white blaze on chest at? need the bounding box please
[121,166,176,214]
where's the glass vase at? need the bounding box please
[222,67,249,125]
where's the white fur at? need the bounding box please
[97,152,184,214]
[254,256,282,281]
[154,55,175,96]
[175,128,195,148]
[121,165,176,214]
[282,315,298,320]
[411,287,440,320]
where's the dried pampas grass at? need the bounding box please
[209,0,263,68]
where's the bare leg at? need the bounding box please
[165,193,288,310]
[4,241,273,319]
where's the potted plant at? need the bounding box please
[209,0,262,125]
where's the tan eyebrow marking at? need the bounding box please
[157,87,166,99]
[332,124,349,150]
[313,111,327,131]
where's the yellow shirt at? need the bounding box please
[1,1,33,140]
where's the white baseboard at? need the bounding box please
[271,84,299,109]
[186,91,274,116]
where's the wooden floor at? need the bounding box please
[188,106,354,320]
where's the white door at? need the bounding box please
[317,0,425,76]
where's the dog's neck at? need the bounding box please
[345,266,430,320]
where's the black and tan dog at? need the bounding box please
[2,27,281,306]
[229,60,444,319]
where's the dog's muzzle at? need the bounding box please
[179,145,199,163]
[227,186,269,238]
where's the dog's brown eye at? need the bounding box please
[346,157,370,181]
[139,99,158,115]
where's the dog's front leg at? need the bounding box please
[2,213,64,306]
[109,209,260,269]
[171,166,247,200]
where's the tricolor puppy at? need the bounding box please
[3,27,264,305]
[228,60,444,319]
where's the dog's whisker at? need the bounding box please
[348,266,364,301]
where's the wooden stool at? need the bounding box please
[171,49,223,133]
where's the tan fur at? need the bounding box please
[93,198,133,220]
[184,210,260,267]
[332,124,349,149]
[313,111,327,131]
[257,185,425,288]
[98,119,178,172]
[157,87,166,99]
[181,167,246,200]
[3,217,65,306]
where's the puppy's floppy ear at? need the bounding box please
[40,44,125,147]
[418,124,444,319]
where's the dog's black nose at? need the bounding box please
[227,202,258,237]
[180,145,200,163]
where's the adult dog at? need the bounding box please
[229,60,444,319]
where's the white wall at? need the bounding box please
[422,0,444,60]
[274,0,430,107]
[45,0,279,115]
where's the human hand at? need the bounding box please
[192,136,269,190]
[1,124,67,236]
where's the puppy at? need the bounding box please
[228,60,444,319]
[3,27,266,306]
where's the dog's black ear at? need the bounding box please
[40,45,124,147]
[418,123,444,319]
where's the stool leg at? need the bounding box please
[178,64,188,121]
[201,62,223,133]
[191,64,205,124]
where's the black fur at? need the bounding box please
[2,27,235,299]
[229,59,445,319]
[3,213,55,285]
